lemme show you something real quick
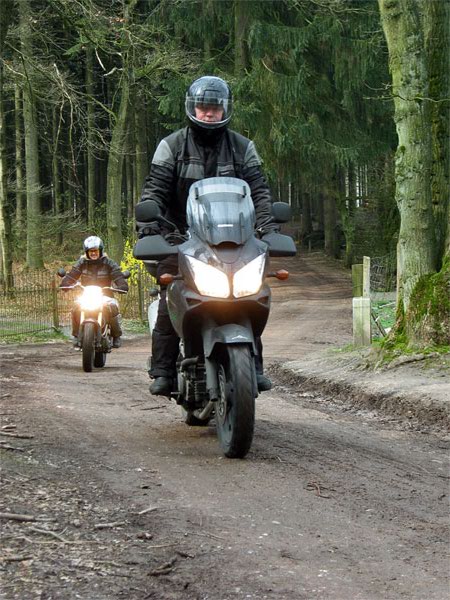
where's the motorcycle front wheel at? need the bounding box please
[216,345,255,459]
[82,322,96,372]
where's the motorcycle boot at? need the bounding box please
[149,377,173,397]
[256,373,272,392]
[112,337,122,348]
[255,338,272,392]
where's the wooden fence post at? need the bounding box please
[352,264,363,297]
[353,297,371,346]
[51,280,60,332]
[137,268,144,323]
[363,256,370,298]
[352,256,372,346]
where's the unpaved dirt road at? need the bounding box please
[1,254,449,600]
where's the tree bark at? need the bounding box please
[234,0,251,75]
[0,60,14,290]
[86,45,96,229]
[323,192,339,258]
[343,165,357,268]
[106,75,129,262]
[134,105,147,203]
[14,85,25,230]
[423,0,450,268]
[0,0,13,288]
[378,0,436,313]
[19,0,43,269]
[52,107,63,245]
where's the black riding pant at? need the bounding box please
[148,256,264,379]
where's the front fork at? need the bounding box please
[80,311,106,349]
[202,318,259,401]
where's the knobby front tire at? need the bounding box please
[216,345,255,459]
[82,322,96,372]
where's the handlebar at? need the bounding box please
[59,283,127,294]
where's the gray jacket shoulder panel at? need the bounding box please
[152,140,175,168]
[244,141,262,168]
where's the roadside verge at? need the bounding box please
[269,349,450,431]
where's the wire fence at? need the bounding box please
[0,266,157,339]
[369,253,397,293]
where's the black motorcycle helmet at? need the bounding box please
[83,236,104,260]
[185,76,232,132]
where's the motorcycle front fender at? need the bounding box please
[202,324,257,401]
[202,323,256,359]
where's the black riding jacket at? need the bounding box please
[139,126,273,233]
[60,255,128,297]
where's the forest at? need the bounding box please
[0,0,448,347]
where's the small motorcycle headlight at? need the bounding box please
[233,254,265,298]
[186,256,230,298]
[78,286,104,311]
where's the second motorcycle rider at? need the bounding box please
[60,236,129,348]
[138,76,278,397]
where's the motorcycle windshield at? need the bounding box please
[186,177,256,246]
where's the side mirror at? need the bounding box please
[122,270,131,279]
[272,202,291,224]
[262,232,297,257]
[135,200,162,223]
[57,268,66,278]
[133,235,177,261]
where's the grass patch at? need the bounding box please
[122,319,149,335]
[371,299,396,336]
[0,329,68,345]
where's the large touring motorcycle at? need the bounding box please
[133,177,296,458]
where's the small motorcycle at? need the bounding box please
[57,269,129,372]
[134,177,296,458]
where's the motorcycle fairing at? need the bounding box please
[177,234,268,295]
[167,280,271,342]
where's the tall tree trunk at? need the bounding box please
[125,122,134,224]
[379,0,436,314]
[106,77,129,262]
[300,191,312,242]
[19,0,43,269]
[105,0,137,262]
[14,85,25,230]
[86,46,96,229]
[203,0,214,61]
[52,107,63,245]
[135,105,147,202]
[343,165,357,268]
[0,61,14,289]
[234,0,251,75]
[0,0,13,288]
[323,192,338,259]
[423,0,450,268]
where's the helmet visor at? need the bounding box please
[186,95,232,129]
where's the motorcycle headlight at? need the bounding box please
[78,286,104,311]
[233,254,266,298]
[186,256,230,298]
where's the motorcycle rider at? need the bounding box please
[138,75,278,397]
[60,236,129,348]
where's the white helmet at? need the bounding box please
[83,236,104,259]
